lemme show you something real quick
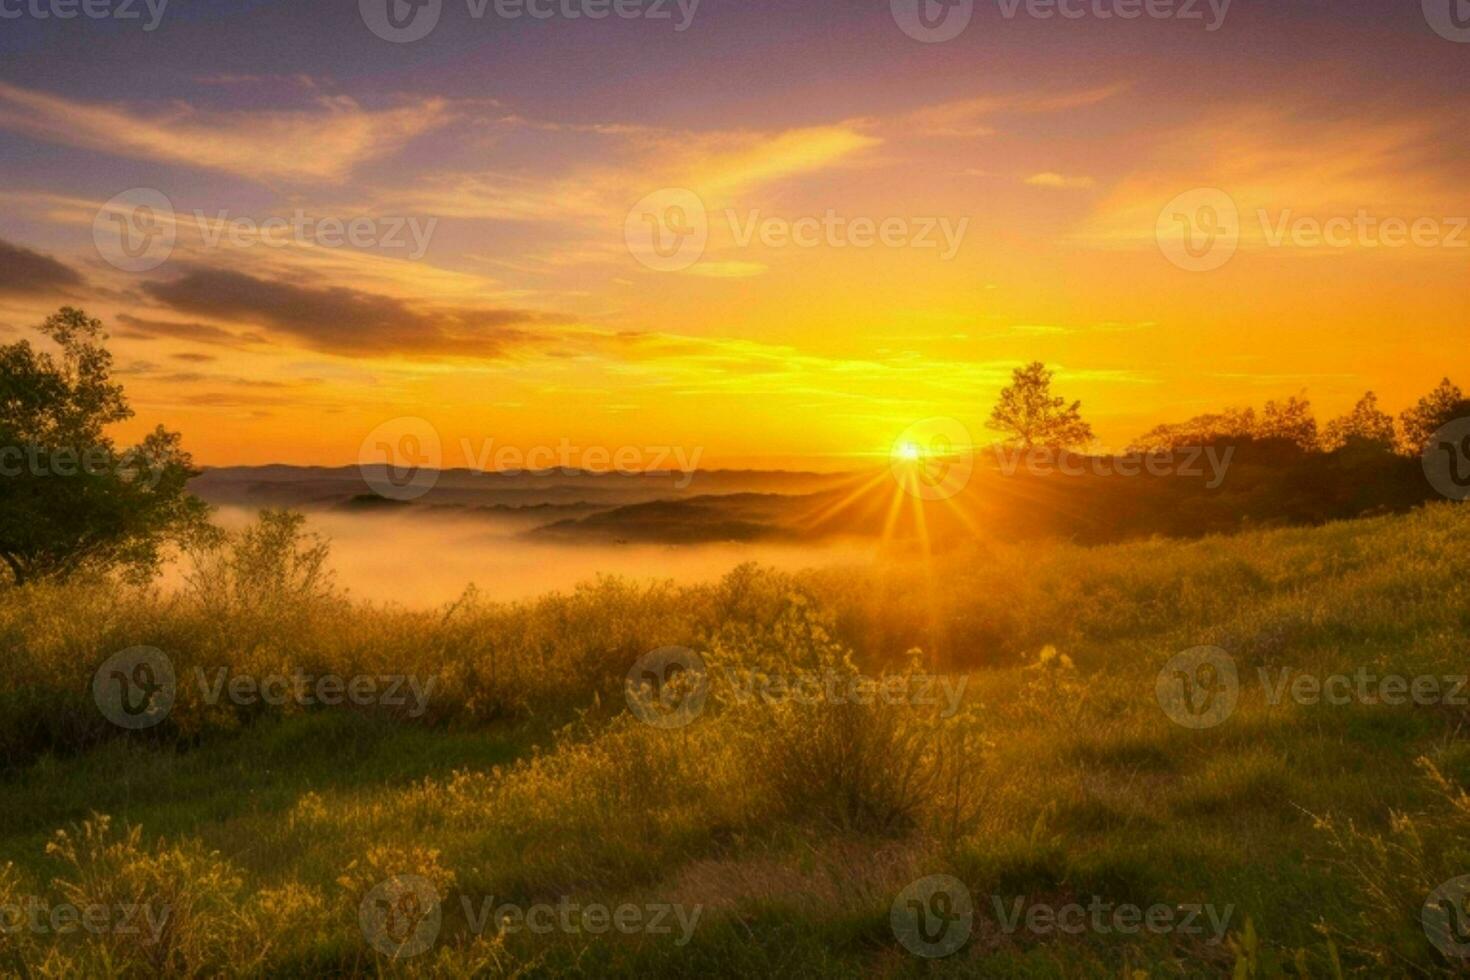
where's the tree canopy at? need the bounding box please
[0,308,210,585]
[987,362,1094,451]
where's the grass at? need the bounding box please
[1,505,1469,976]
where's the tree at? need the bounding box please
[1129,407,1256,453]
[1257,394,1319,451]
[1321,392,1396,451]
[987,362,1094,450]
[0,308,210,585]
[1399,378,1468,455]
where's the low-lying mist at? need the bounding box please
[190,507,879,606]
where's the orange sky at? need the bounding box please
[1,2,1466,469]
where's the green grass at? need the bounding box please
[2,505,1469,976]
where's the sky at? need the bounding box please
[0,0,1467,470]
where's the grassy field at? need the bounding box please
[2,505,1469,977]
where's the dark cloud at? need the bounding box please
[115,313,267,349]
[180,391,292,408]
[140,267,558,358]
[171,352,218,363]
[0,239,85,296]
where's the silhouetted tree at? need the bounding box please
[0,308,210,585]
[1399,378,1468,455]
[1322,392,1396,451]
[987,362,1094,450]
[1257,394,1319,451]
[1129,407,1256,452]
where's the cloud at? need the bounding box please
[1073,104,1470,250]
[1025,172,1096,190]
[659,124,881,200]
[0,82,450,182]
[684,261,768,279]
[0,238,84,296]
[139,267,563,359]
[115,314,269,349]
[377,121,879,226]
[908,84,1128,137]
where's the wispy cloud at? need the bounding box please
[1025,172,1096,190]
[1073,104,1469,250]
[0,82,450,182]
[906,84,1128,137]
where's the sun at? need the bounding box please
[893,440,923,462]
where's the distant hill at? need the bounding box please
[189,465,854,515]
[529,441,1446,546]
[191,443,1447,547]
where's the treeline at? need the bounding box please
[1128,379,1468,456]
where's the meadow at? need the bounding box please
[1,504,1469,977]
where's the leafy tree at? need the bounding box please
[1321,392,1396,451]
[1257,394,1319,451]
[1399,377,1468,455]
[1129,407,1256,453]
[987,362,1094,450]
[0,308,210,585]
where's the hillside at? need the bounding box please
[1,505,1467,975]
